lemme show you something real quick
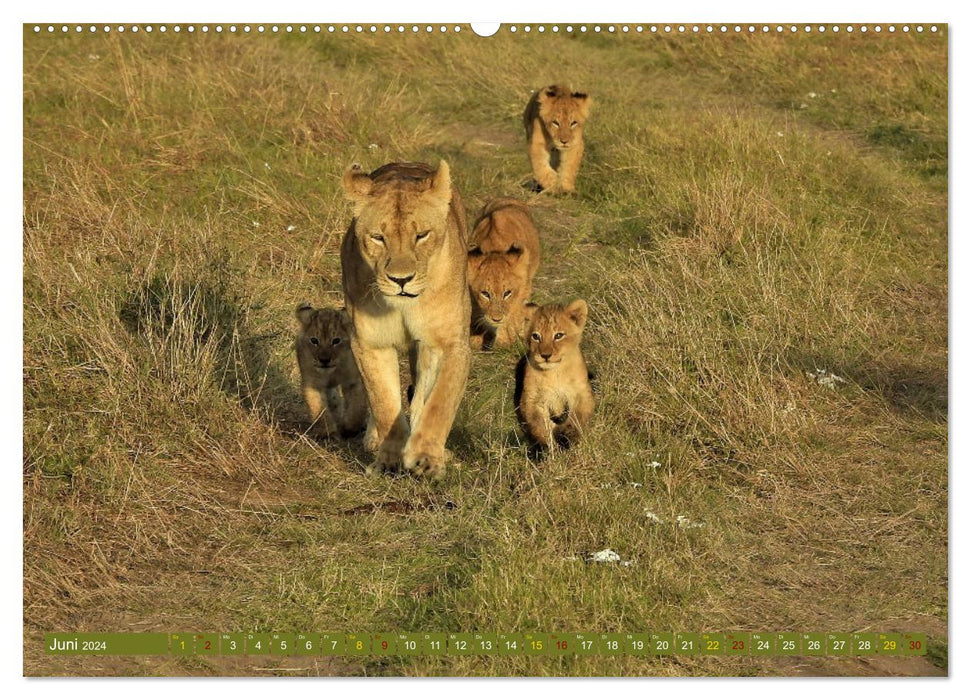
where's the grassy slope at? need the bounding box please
[23,27,947,676]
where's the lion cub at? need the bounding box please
[468,199,541,349]
[523,85,592,194]
[515,300,595,451]
[295,303,368,438]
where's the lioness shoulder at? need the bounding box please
[514,299,595,451]
[468,199,541,349]
[523,85,592,194]
[295,303,367,438]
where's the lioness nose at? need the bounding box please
[388,273,415,288]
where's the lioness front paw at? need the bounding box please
[366,447,403,476]
[403,446,446,481]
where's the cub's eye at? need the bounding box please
[331,337,342,346]
[551,120,560,128]
[570,120,579,128]
[480,291,491,299]
[369,234,385,244]
[416,230,430,243]
[310,337,320,346]
[530,332,541,342]
[554,332,565,341]
[502,290,512,299]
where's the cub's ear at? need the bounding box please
[523,302,539,324]
[295,303,315,328]
[565,299,589,329]
[572,92,592,119]
[338,306,353,329]
[428,160,452,204]
[342,163,372,203]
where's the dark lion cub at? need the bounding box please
[295,303,368,438]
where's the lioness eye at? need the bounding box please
[310,337,319,346]
[370,234,385,244]
[416,230,430,242]
[332,337,341,346]
[554,332,565,341]
[480,291,491,299]
[531,332,541,341]
[570,120,578,127]
[502,290,512,299]
[551,120,560,127]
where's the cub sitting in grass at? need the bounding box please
[514,299,595,452]
[295,303,368,438]
[523,85,592,194]
[468,198,541,349]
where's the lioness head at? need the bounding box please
[537,85,592,151]
[525,299,588,370]
[295,304,353,371]
[342,161,453,300]
[468,252,531,328]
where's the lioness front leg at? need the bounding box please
[556,141,584,194]
[528,119,558,191]
[352,342,408,473]
[403,342,471,479]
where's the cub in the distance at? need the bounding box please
[515,300,595,452]
[295,303,368,438]
[468,199,541,349]
[523,85,592,194]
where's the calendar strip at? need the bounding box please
[44,632,927,657]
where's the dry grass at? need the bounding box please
[23,27,947,676]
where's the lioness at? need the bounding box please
[341,161,471,479]
[514,300,595,451]
[294,303,368,438]
[468,199,541,349]
[523,85,592,194]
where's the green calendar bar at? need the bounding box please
[701,633,725,655]
[45,633,169,656]
[43,631,933,657]
[220,633,245,656]
[901,633,927,656]
[801,633,825,656]
[295,633,320,655]
[372,633,396,655]
[726,632,750,656]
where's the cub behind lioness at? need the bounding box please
[523,85,592,194]
[468,199,541,349]
[295,303,368,438]
[515,300,595,452]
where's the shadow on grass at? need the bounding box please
[118,271,301,425]
[788,350,947,422]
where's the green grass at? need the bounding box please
[23,26,947,676]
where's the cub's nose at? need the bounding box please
[541,352,552,361]
[388,273,415,288]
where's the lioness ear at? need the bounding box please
[573,92,592,119]
[295,303,315,328]
[565,299,589,330]
[428,160,452,204]
[342,163,372,203]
